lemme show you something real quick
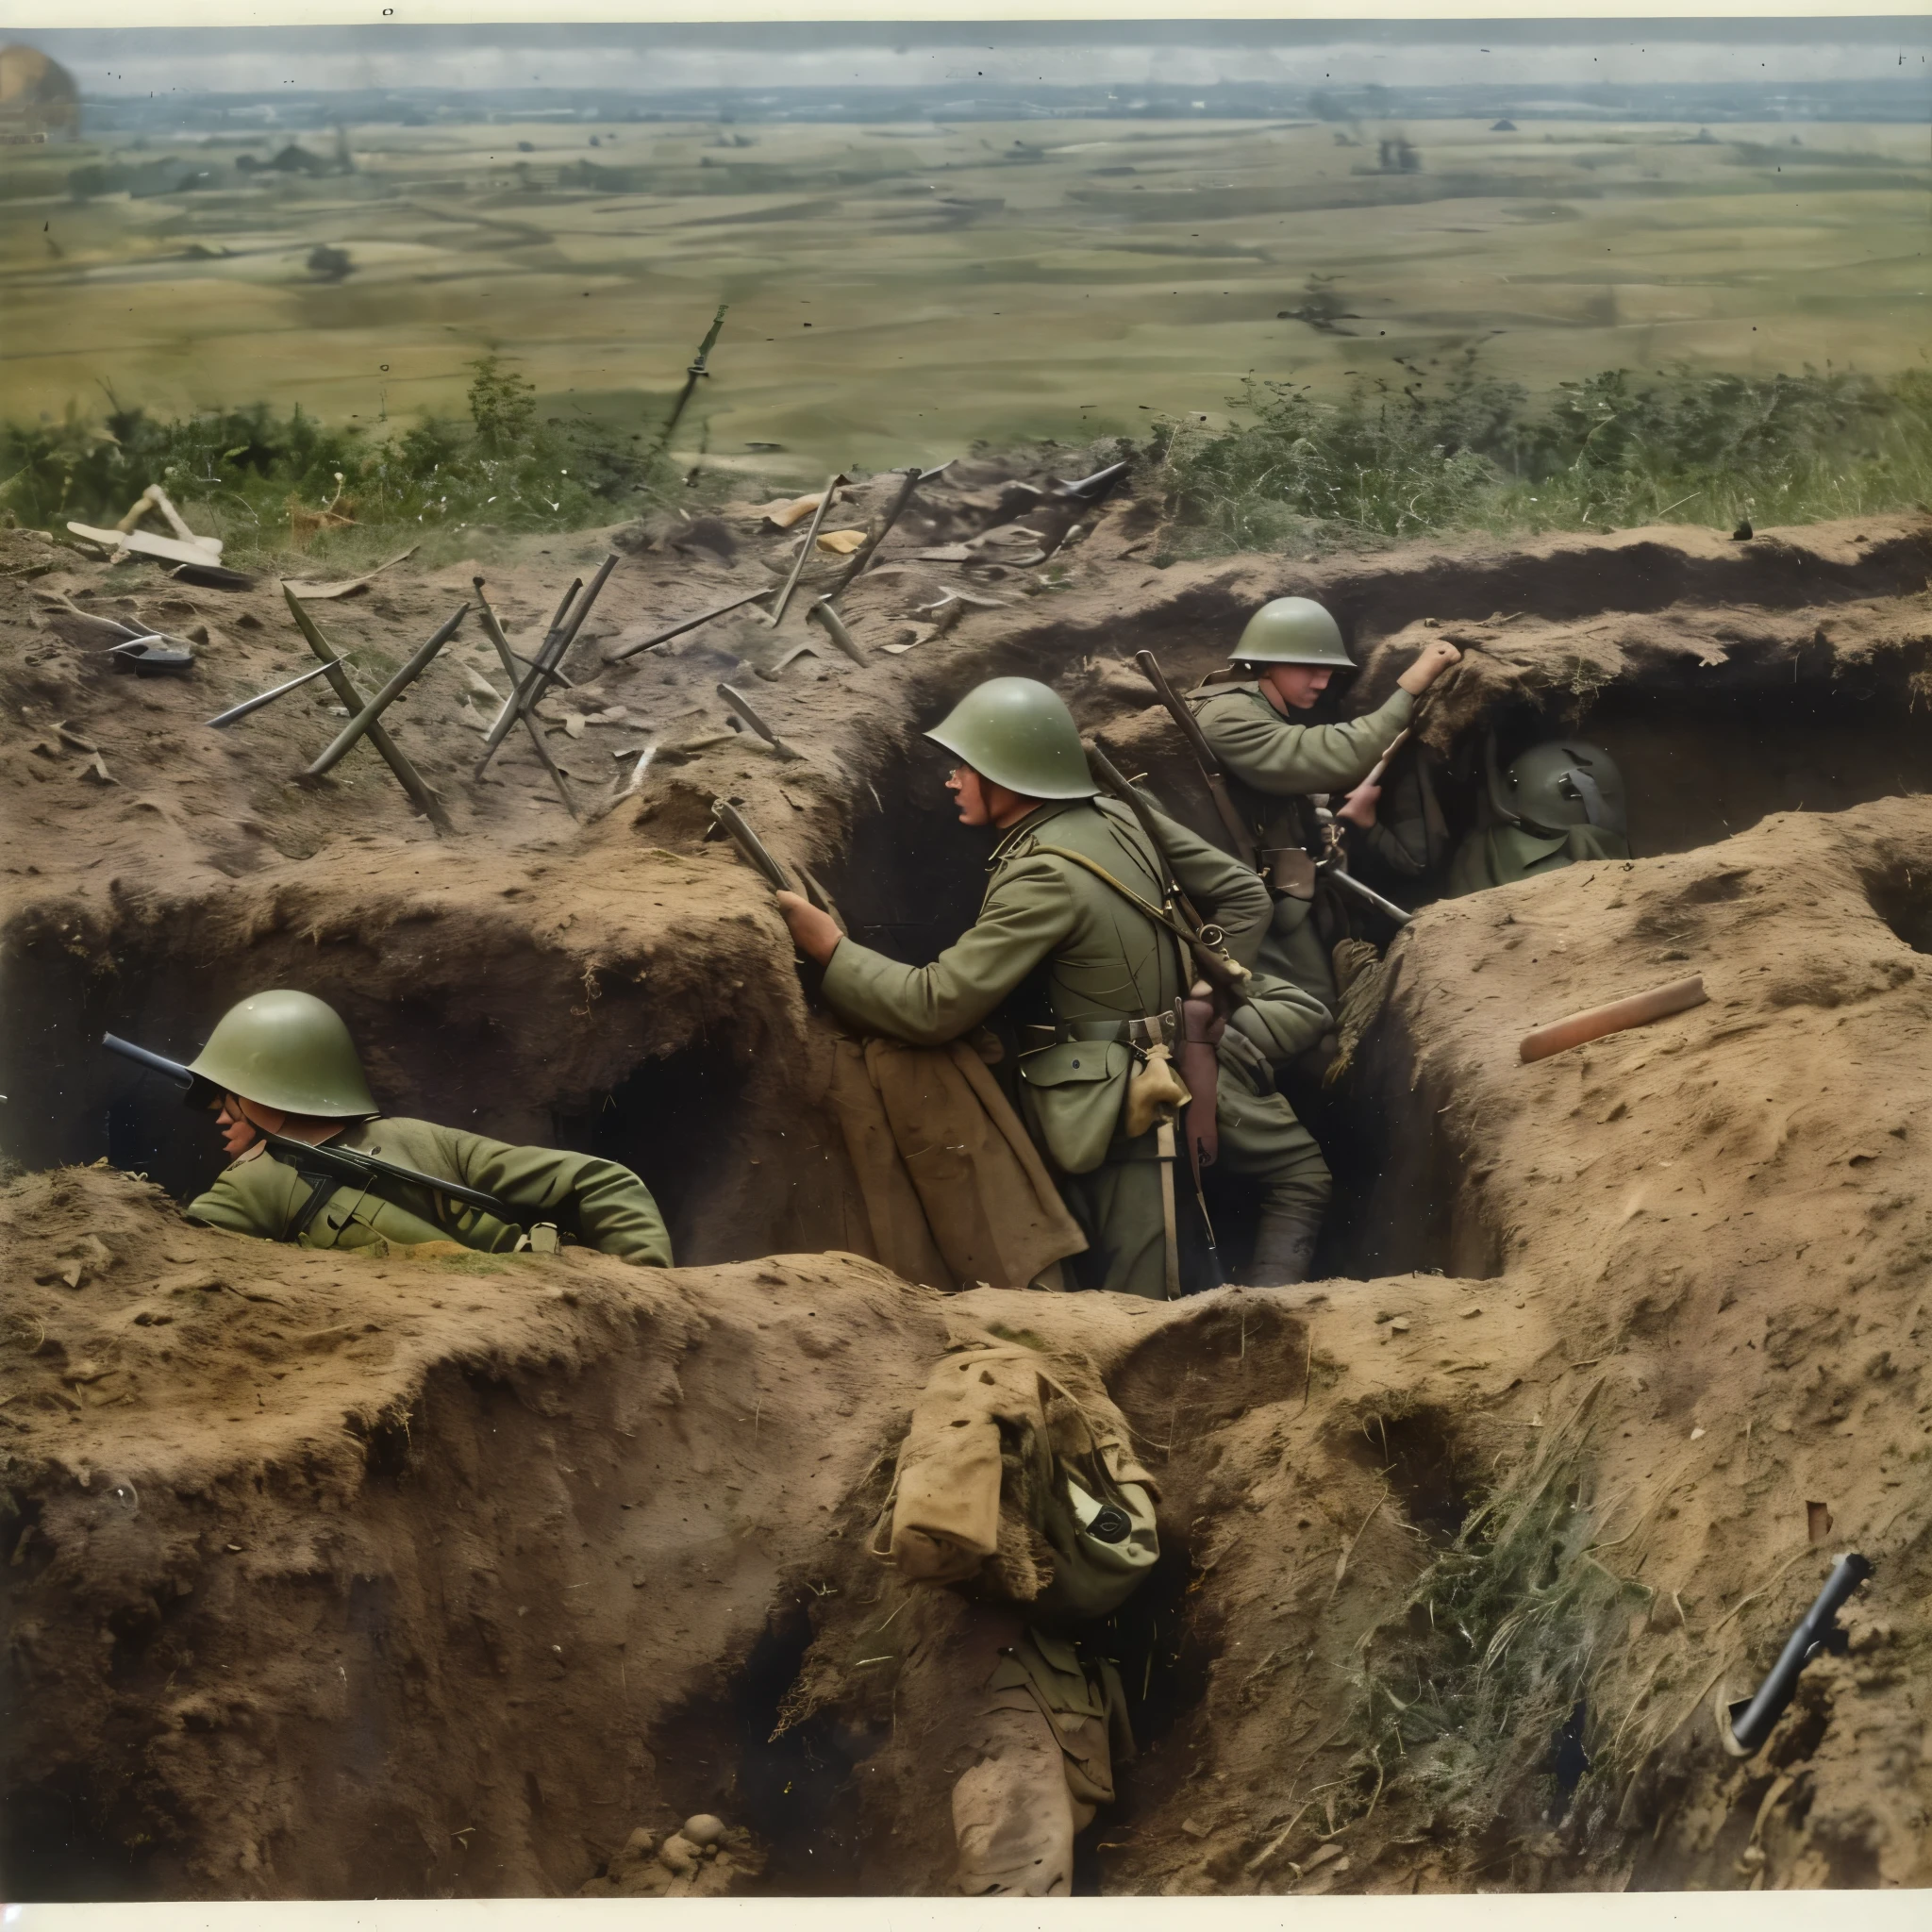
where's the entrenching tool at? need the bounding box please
[302,603,468,782]
[604,589,774,664]
[709,799,845,928]
[821,463,924,601]
[807,599,867,665]
[473,581,579,817]
[1319,863,1414,927]
[282,586,453,833]
[206,659,337,728]
[716,682,802,760]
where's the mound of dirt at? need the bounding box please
[5,501,1932,1898]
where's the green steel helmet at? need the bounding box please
[188,990,378,1119]
[1231,596,1354,671]
[924,676,1098,800]
[1505,741,1627,839]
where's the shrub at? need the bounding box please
[0,356,681,562]
[1158,355,1932,558]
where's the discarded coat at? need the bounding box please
[827,1034,1088,1291]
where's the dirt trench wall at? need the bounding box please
[8,512,1932,1899]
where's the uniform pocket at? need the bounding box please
[1018,1040,1132,1176]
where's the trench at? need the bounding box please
[7,527,1932,1898]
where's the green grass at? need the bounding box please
[0,114,1924,476]
[1153,355,1932,558]
[0,354,684,567]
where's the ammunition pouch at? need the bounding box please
[1017,1012,1185,1174]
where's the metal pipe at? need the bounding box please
[206,659,336,728]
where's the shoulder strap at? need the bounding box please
[1030,842,1202,960]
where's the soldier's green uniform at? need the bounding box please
[1183,598,1413,1016]
[821,679,1332,1295]
[175,989,671,1266]
[1446,739,1631,897]
[189,1116,672,1264]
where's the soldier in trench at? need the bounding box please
[1184,596,1462,1022]
[1443,737,1631,895]
[774,675,1338,1290]
[176,989,672,1262]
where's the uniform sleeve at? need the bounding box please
[184,1152,299,1241]
[444,1131,673,1267]
[1227,970,1333,1061]
[821,856,1078,1045]
[1198,687,1415,795]
[1139,799,1272,968]
[1355,817,1429,878]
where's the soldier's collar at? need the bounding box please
[988,798,1083,866]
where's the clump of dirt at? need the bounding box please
[5,497,1932,1897]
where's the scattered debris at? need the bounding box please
[281,546,421,600]
[1519,975,1707,1063]
[282,585,453,833]
[206,660,337,729]
[716,682,802,760]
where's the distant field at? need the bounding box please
[1,114,1926,474]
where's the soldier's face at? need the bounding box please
[1263,665,1331,711]
[214,1092,286,1158]
[947,765,993,825]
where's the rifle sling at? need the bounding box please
[1029,843,1225,980]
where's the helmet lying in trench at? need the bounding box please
[1230,595,1355,671]
[188,989,378,1119]
[1500,740,1627,840]
[925,675,1099,801]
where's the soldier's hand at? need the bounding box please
[1337,778,1381,828]
[774,890,841,964]
[1397,639,1461,694]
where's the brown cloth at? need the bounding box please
[879,1341,1159,1621]
[829,1035,1088,1292]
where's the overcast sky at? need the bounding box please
[23,21,1932,98]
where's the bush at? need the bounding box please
[1158,354,1932,558]
[0,355,681,563]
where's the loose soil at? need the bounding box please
[4,482,1931,1897]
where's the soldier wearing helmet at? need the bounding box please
[1446,738,1630,896]
[180,989,671,1263]
[774,676,1335,1294]
[1185,597,1461,1015]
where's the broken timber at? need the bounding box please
[281,585,454,834]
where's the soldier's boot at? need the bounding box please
[1245,1211,1323,1288]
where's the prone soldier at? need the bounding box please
[107,989,671,1264]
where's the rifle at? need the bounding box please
[1720,1553,1874,1757]
[101,1033,525,1224]
[1132,650,1258,870]
[1086,742,1250,1007]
